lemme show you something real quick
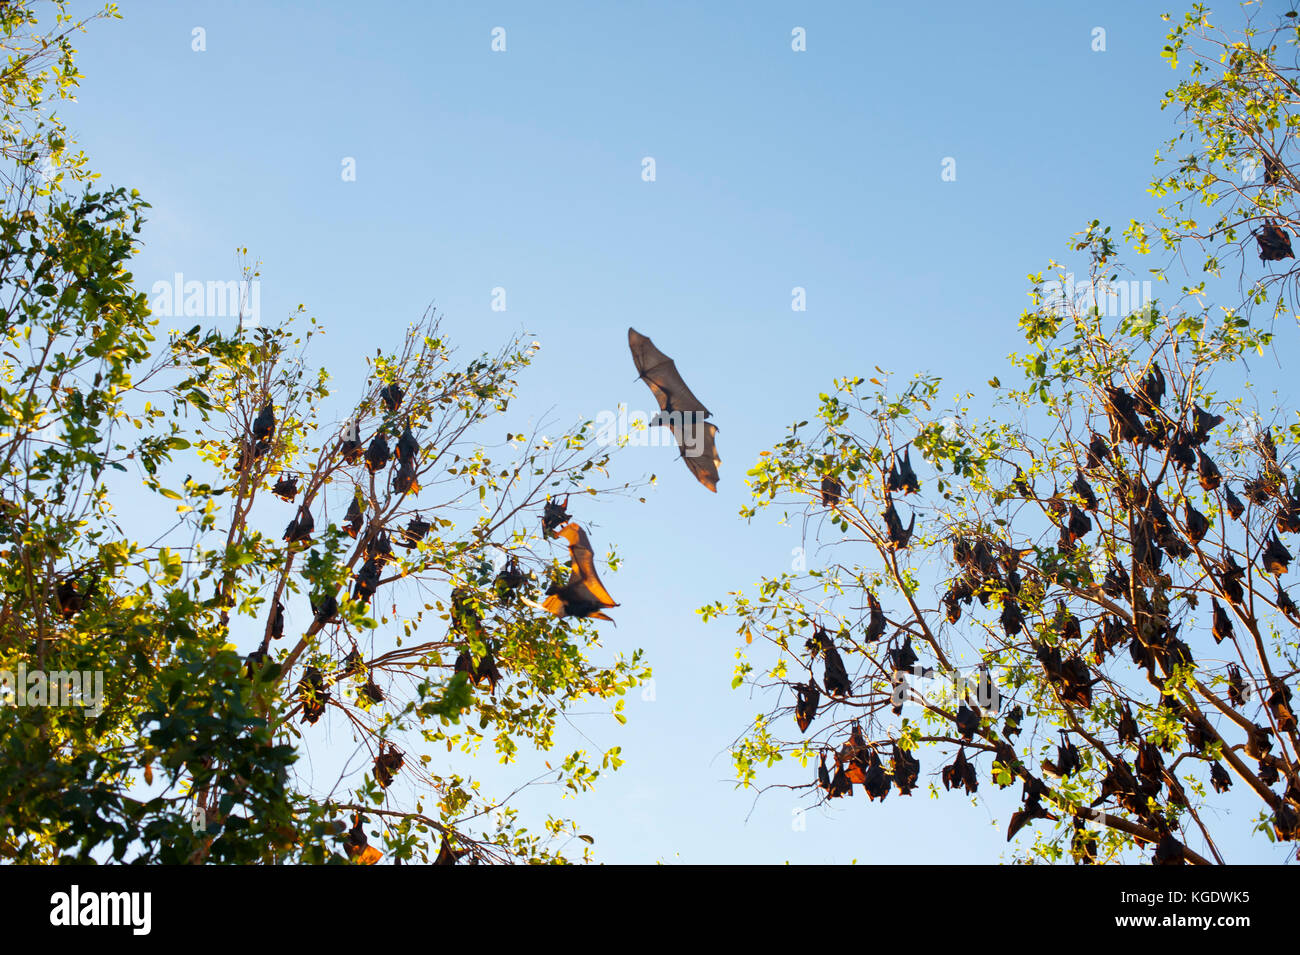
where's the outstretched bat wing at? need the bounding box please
[542,522,618,616]
[665,419,720,492]
[628,328,711,417]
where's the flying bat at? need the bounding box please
[628,327,711,419]
[628,328,720,491]
[530,522,618,622]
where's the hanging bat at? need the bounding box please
[365,433,391,474]
[1103,385,1151,446]
[1117,705,1139,745]
[495,556,527,592]
[887,447,919,495]
[1255,218,1294,262]
[1210,597,1234,644]
[1242,722,1274,764]
[794,681,820,733]
[1168,429,1197,472]
[283,507,314,545]
[890,635,919,674]
[1277,586,1300,625]
[1135,364,1165,416]
[379,383,404,413]
[864,590,886,642]
[827,755,852,799]
[1265,154,1283,185]
[269,600,284,640]
[1085,432,1111,470]
[1042,731,1081,778]
[1184,500,1209,543]
[343,493,364,539]
[1067,505,1091,543]
[954,703,980,741]
[1001,704,1024,741]
[365,529,397,566]
[339,420,364,464]
[542,495,570,537]
[271,474,299,501]
[396,421,419,468]
[297,666,329,724]
[1264,534,1292,575]
[361,677,385,704]
[434,836,470,865]
[816,752,831,793]
[341,649,366,680]
[253,402,275,442]
[1243,474,1274,506]
[1000,598,1024,637]
[393,460,419,495]
[344,813,382,865]
[1209,761,1232,794]
[530,522,618,622]
[1278,499,1300,536]
[1224,486,1245,521]
[882,499,915,549]
[310,593,338,626]
[1152,833,1185,865]
[862,747,891,801]
[398,514,430,549]
[821,474,842,508]
[891,742,919,796]
[806,625,851,699]
[1071,471,1097,511]
[55,574,97,620]
[354,558,381,605]
[941,747,978,794]
[1268,681,1296,733]
[374,743,404,788]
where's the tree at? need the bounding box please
[703,5,1300,864]
[0,2,647,864]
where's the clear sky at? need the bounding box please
[59,0,1289,863]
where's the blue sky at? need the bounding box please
[59,1,1291,863]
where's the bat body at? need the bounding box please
[271,474,298,501]
[1255,219,1294,262]
[340,420,363,464]
[399,515,430,549]
[253,403,275,442]
[379,383,404,413]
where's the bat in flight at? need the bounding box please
[524,522,619,622]
[628,327,721,492]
